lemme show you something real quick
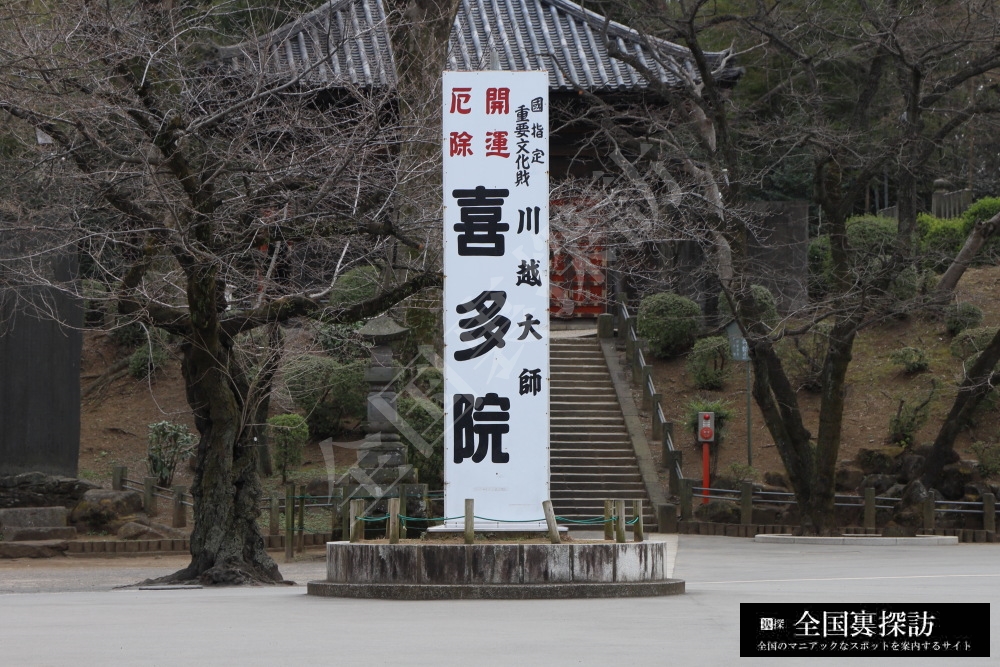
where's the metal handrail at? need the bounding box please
[617,300,683,486]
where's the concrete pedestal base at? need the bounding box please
[307,540,684,599]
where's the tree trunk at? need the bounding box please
[921,327,1000,489]
[159,266,281,585]
[810,317,859,532]
[935,211,1000,295]
[748,339,816,529]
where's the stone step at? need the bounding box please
[549,459,639,475]
[550,443,634,453]
[550,369,610,377]
[550,457,637,467]
[551,473,643,484]
[550,408,622,418]
[551,416,623,424]
[551,424,628,442]
[551,489,650,500]
[550,388,618,398]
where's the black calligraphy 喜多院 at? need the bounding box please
[453,393,511,463]
[454,290,510,361]
[452,186,510,256]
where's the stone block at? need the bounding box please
[467,544,521,584]
[3,526,76,541]
[325,542,348,582]
[521,544,572,583]
[0,506,68,529]
[70,490,143,530]
[571,544,614,583]
[0,540,70,558]
[614,543,664,582]
[370,544,420,583]
[420,544,467,584]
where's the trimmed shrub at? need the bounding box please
[146,421,196,487]
[808,215,898,300]
[686,336,731,390]
[889,347,928,374]
[128,342,169,379]
[916,213,965,271]
[684,397,735,438]
[284,355,367,438]
[944,302,983,336]
[970,441,1000,479]
[110,320,147,349]
[315,322,371,363]
[886,384,935,447]
[327,266,381,306]
[807,235,832,299]
[397,394,444,490]
[718,285,779,329]
[636,292,702,359]
[267,414,310,483]
[961,197,1000,264]
[949,326,998,360]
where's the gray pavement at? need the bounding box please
[0,535,996,665]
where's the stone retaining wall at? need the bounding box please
[678,521,997,543]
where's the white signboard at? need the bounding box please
[442,70,549,528]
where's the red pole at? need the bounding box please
[702,442,710,504]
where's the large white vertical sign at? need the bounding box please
[442,71,549,528]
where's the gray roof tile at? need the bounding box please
[221,0,740,92]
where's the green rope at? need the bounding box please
[472,515,545,523]
[358,514,391,522]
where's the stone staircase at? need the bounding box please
[550,337,657,530]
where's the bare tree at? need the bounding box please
[0,1,442,583]
[583,0,1000,531]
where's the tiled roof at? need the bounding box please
[221,0,740,92]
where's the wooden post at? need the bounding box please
[143,477,157,516]
[740,482,753,526]
[297,486,306,554]
[641,365,652,409]
[542,500,561,544]
[603,499,613,540]
[923,497,935,531]
[171,485,186,529]
[983,493,996,533]
[328,490,342,538]
[863,488,876,530]
[665,449,681,497]
[651,394,663,439]
[340,499,351,541]
[624,335,635,371]
[285,485,295,560]
[632,499,644,542]
[388,497,401,544]
[112,466,126,491]
[615,499,626,543]
[679,479,693,521]
[349,499,365,543]
[464,498,475,545]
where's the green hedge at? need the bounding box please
[916,213,966,271]
[284,355,366,438]
[637,292,702,359]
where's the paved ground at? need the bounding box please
[0,535,996,665]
